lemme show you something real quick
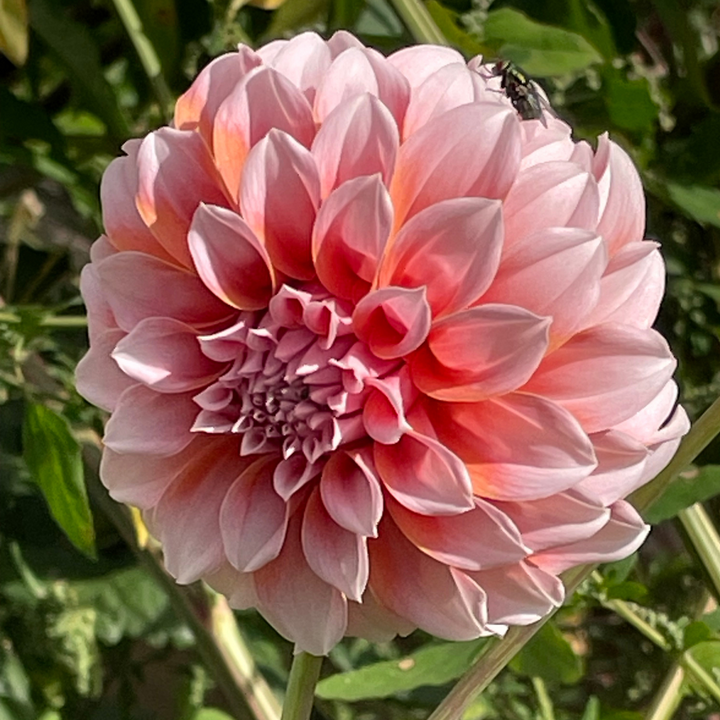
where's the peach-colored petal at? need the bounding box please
[188,203,275,310]
[240,129,320,280]
[411,305,550,401]
[379,197,503,317]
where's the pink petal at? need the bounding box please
[213,66,315,202]
[240,129,320,280]
[254,512,347,655]
[503,162,600,248]
[174,47,262,144]
[353,286,432,359]
[593,134,645,255]
[378,197,504,317]
[369,518,489,640]
[273,455,321,500]
[374,430,474,515]
[320,447,383,537]
[493,490,610,552]
[136,128,229,268]
[76,328,133,411]
[326,30,365,57]
[111,317,222,392]
[466,562,564,625]
[533,500,649,573]
[362,373,415,444]
[411,305,550,401]
[479,227,607,342]
[101,141,176,263]
[390,103,521,227]
[388,495,528,571]
[429,393,597,501]
[103,384,198,455]
[302,487,369,601]
[219,455,288,572]
[613,379,681,444]
[346,589,415,642]
[312,174,393,302]
[522,324,677,433]
[80,263,116,343]
[96,251,231,332]
[312,93,399,198]
[582,241,664,329]
[314,47,410,126]
[188,203,275,310]
[205,562,257,610]
[387,45,466,88]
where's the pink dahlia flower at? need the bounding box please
[77,31,689,655]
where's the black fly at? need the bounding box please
[488,60,548,126]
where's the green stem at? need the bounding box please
[281,653,323,720]
[679,503,720,599]
[532,677,555,720]
[0,311,87,327]
[388,0,449,46]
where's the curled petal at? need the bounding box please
[312,175,393,302]
[188,203,275,310]
[363,372,415,444]
[412,305,550,401]
[240,130,320,280]
[379,197,504,317]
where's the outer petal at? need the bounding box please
[387,45,466,88]
[411,305,550,401]
[391,103,521,227]
[213,66,315,202]
[240,129,320,280]
[429,393,597,501]
[188,203,275,310]
[312,175,393,302]
[136,128,229,268]
[522,324,677,433]
[312,93,399,198]
[346,589,415,642]
[80,263,116,342]
[378,197,504,317]
[205,562,257,610]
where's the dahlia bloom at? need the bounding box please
[77,31,688,655]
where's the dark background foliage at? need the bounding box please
[2,1,720,718]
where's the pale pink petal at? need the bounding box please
[174,47,262,143]
[111,317,222,392]
[240,129,320,280]
[353,286,431,359]
[103,384,198,455]
[533,501,649,573]
[320,447,383,537]
[205,562,257,610]
[374,430,474,515]
[388,495,528,571]
[213,66,315,202]
[314,47,410,126]
[411,305,550,401]
[346,589,415,642]
[479,227,607,343]
[312,174,393,302]
[188,203,275,310]
[391,103,521,227]
[80,263,116,342]
[254,513,348,655]
[302,487,369,601]
[613,379,680,443]
[429,394,597,501]
[522,324,677,433]
[326,30,365,57]
[378,197,504,317]
[75,328,133,411]
[387,45,466,88]
[519,119,575,168]
[136,128,229,267]
[96,251,231,332]
[593,134,645,255]
[220,455,288,572]
[312,93,399,198]
[640,406,689,483]
[369,518,489,640]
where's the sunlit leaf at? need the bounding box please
[22,403,96,559]
[510,622,583,684]
[644,466,720,524]
[426,1,482,58]
[666,183,720,229]
[265,0,329,39]
[0,0,27,65]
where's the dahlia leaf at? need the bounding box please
[21,403,96,559]
[509,622,583,684]
[666,183,720,229]
[317,639,486,700]
[644,466,720,524]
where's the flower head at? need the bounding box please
[77,32,688,655]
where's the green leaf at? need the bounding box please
[0,0,27,66]
[602,69,658,132]
[564,0,616,59]
[264,0,330,39]
[425,1,483,58]
[483,8,603,76]
[702,609,720,633]
[510,622,583,684]
[580,695,601,720]
[191,710,236,720]
[21,403,96,559]
[684,621,714,649]
[666,183,720,229]
[0,644,33,716]
[686,640,720,684]
[316,639,486,701]
[644,466,720,524]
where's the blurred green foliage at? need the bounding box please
[2,0,720,718]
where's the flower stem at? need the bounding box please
[388,0,450,46]
[281,652,323,720]
[679,503,720,598]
